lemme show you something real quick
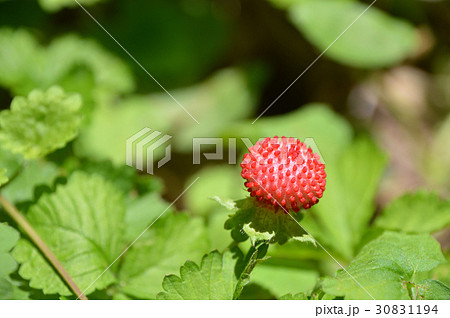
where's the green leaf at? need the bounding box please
[302,137,387,260]
[0,86,82,159]
[0,223,20,300]
[0,223,28,300]
[205,193,241,251]
[156,250,237,300]
[45,35,134,95]
[431,254,450,287]
[0,168,7,187]
[0,279,13,300]
[1,160,59,204]
[279,292,309,300]
[250,265,318,298]
[223,198,307,245]
[426,114,450,190]
[123,192,173,242]
[12,172,125,296]
[0,29,134,95]
[75,68,256,163]
[0,223,19,277]
[267,0,303,10]
[416,279,450,300]
[38,0,103,12]
[322,232,446,300]
[73,160,138,195]
[118,213,210,299]
[233,242,270,299]
[289,0,417,68]
[0,145,23,180]
[269,0,356,10]
[185,165,246,217]
[0,29,134,118]
[0,29,39,94]
[376,191,450,233]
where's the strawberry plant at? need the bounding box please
[0,0,449,300]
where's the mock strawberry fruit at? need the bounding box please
[241,136,326,212]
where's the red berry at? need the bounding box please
[241,136,326,212]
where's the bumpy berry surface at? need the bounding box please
[241,136,326,212]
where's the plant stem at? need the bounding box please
[0,194,88,300]
[232,240,269,300]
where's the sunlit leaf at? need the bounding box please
[376,191,450,234]
[0,86,82,159]
[38,0,103,12]
[0,28,134,116]
[289,0,417,68]
[123,192,173,242]
[1,160,58,204]
[322,232,446,300]
[156,250,237,300]
[0,168,7,187]
[416,279,450,300]
[75,69,256,163]
[302,137,387,260]
[0,223,20,300]
[222,198,307,245]
[118,213,210,299]
[279,292,309,300]
[250,264,318,298]
[12,172,125,296]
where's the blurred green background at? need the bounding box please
[0,0,449,299]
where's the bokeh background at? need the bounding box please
[0,0,449,299]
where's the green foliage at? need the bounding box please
[279,292,309,300]
[185,165,246,251]
[76,68,256,163]
[118,213,210,299]
[0,223,19,299]
[322,232,447,300]
[0,29,39,94]
[250,265,318,298]
[415,279,450,300]
[0,28,134,118]
[1,160,58,204]
[267,0,305,10]
[12,172,125,296]
[38,0,103,12]
[156,250,237,300]
[0,29,134,96]
[0,145,22,181]
[0,223,19,277]
[301,137,387,260]
[44,35,134,95]
[376,191,450,233]
[0,168,7,187]
[221,198,309,245]
[0,0,448,301]
[288,0,417,68]
[186,165,245,217]
[99,0,232,89]
[0,86,82,159]
[123,192,173,242]
[426,114,450,191]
